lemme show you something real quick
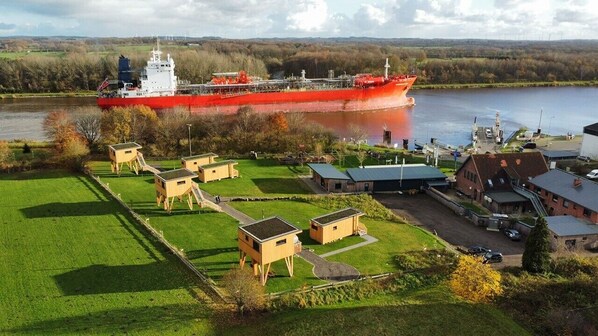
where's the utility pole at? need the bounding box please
[187,124,192,156]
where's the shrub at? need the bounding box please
[449,255,502,303]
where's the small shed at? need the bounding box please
[181,153,219,172]
[310,208,365,244]
[155,168,199,212]
[307,163,351,192]
[238,217,302,285]
[108,142,142,175]
[546,216,598,251]
[197,160,239,183]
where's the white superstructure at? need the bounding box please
[118,44,178,98]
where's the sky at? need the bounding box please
[0,0,597,40]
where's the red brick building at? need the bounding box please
[455,152,548,214]
[529,169,598,224]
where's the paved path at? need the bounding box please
[299,250,360,282]
[201,191,254,225]
[319,234,378,257]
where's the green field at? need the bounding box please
[0,170,214,335]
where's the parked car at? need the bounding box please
[467,245,490,256]
[586,169,598,180]
[521,142,537,149]
[482,252,503,264]
[503,228,522,241]
[577,155,591,162]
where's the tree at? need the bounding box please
[43,110,79,153]
[222,267,266,316]
[0,141,15,171]
[101,106,132,145]
[449,255,502,303]
[355,150,367,168]
[348,124,368,150]
[522,216,552,273]
[73,107,102,152]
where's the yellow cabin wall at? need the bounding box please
[310,216,360,245]
[238,230,297,265]
[155,177,192,198]
[182,156,217,171]
[198,163,239,183]
[110,148,138,164]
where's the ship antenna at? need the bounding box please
[384,58,390,79]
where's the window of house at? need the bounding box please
[487,179,493,188]
[177,180,186,185]
[161,181,165,189]
[535,187,542,195]
[552,194,559,202]
[499,178,505,184]
[333,226,338,231]
[563,200,569,208]
[276,239,287,246]
[252,240,260,252]
[125,150,132,154]
[245,234,249,241]
[335,183,342,190]
[583,208,592,217]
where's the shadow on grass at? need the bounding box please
[186,247,239,260]
[20,201,116,218]
[251,178,311,194]
[53,262,193,295]
[5,303,212,335]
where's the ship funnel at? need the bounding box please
[384,58,390,79]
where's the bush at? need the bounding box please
[449,255,502,303]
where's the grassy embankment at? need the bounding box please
[0,169,216,335]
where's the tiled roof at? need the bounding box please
[346,165,446,182]
[108,142,141,151]
[312,208,363,226]
[307,163,350,180]
[529,169,598,212]
[156,168,197,181]
[239,217,302,242]
[547,216,598,237]
[181,153,218,161]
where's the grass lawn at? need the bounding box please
[0,170,214,335]
[230,200,444,275]
[221,285,530,336]
[88,161,325,293]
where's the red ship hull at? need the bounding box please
[97,76,416,113]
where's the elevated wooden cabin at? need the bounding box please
[197,160,239,183]
[238,217,302,285]
[155,168,199,212]
[310,208,365,244]
[108,142,142,175]
[181,153,219,172]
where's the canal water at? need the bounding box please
[1,86,596,148]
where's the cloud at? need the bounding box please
[285,0,329,32]
[0,22,16,30]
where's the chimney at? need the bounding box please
[573,178,582,187]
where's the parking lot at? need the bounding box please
[375,193,525,258]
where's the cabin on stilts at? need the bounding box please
[155,168,200,213]
[181,153,219,172]
[238,217,302,286]
[309,208,366,244]
[108,142,142,175]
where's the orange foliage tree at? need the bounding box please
[449,255,503,303]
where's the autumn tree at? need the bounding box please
[450,255,503,303]
[522,216,552,273]
[348,124,368,150]
[100,105,159,147]
[154,107,190,157]
[355,150,367,168]
[101,107,132,144]
[43,110,89,171]
[222,268,266,316]
[0,141,15,172]
[73,107,102,152]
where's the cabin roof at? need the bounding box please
[200,160,237,169]
[181,153,218,161]
[239,217,301,243]
[312,207,363,226]
[156,168,197,181]
[108,142,142,151]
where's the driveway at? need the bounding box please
[374,193,525,257]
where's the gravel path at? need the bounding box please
[299,250,360,282]
[319,234,378,257]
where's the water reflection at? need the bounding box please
[302,107,413,147]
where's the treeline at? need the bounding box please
[1,37,598,93]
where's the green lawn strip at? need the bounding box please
[0,170,213,335]
[222,285,530,336]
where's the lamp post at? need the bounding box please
[187,124,192,156]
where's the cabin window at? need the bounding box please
[177,181,186,185]
[252,240,260,252]
[161,181,165,189]
[245,234,249,241]
[276,239,287,246]
[194,162,197,165]
[125,150,132,154]
[311,224,318,231]
[333,226,338,231]
[212,170,216,173]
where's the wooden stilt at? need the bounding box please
[253,262,259,276]
[239,251,246,268]
[285,255,294,277]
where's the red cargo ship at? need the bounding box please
[97,45,416,113]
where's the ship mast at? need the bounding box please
[384,58,390,79]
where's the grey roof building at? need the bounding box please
[545,215,598,251]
